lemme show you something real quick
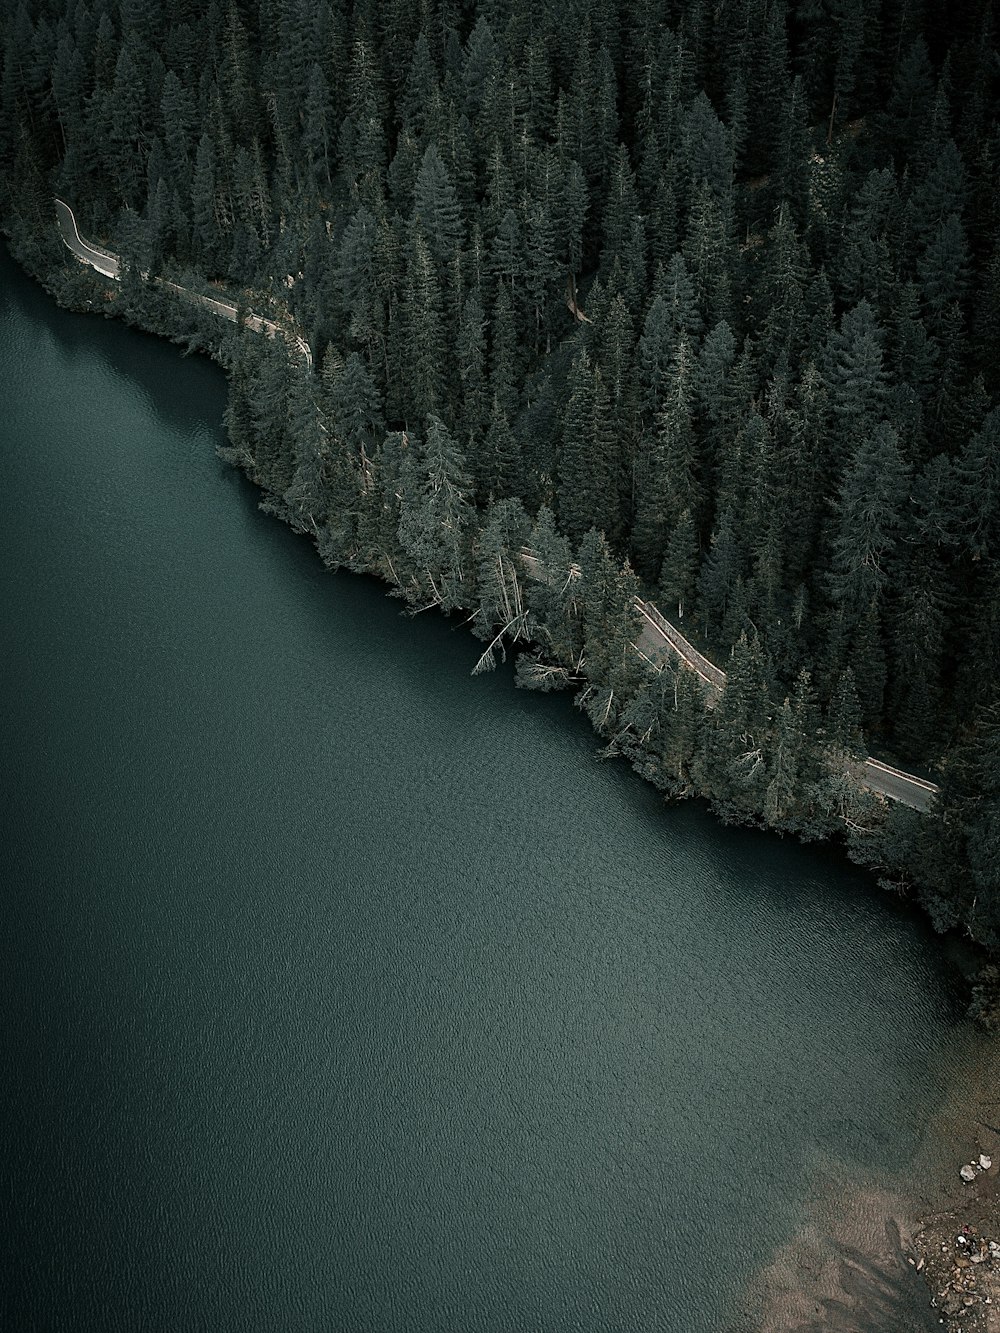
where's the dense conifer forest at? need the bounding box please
[2,0,999,990]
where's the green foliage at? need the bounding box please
[7,0,1000,966]
[397,415,476,610]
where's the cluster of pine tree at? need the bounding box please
[1,0,998,961]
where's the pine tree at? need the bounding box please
[764,698,801,826]
[109,44,147,208]
[191,131,221,270]
[522,504,583,676]
[490,282,520,422]
[697,629,771,807]
[658,509,699,621]
[682,181,733,331]
[413,144,464,276]
[524,190,559,354]
[471,498,534,673]
[601,144,641,273]
[828,422,910,625]
[337,206,385,374]
[556,349,617,546]
[477,396,520,501]
[330,352,384,454]
[697,506,745,644]
[399,31,439,137]
[560,157,588,304]
[827,666,864,757]
[632,335,699,579]
[159,71,195,202]
[637,293,676,424]
[303,61,334,189]
[823,301,890,469]
[397,415,475,611]
[918,212,970,321]
[953,408,1000,562]
[401,223,446,421]
[576,529,642,694]
[341,25,387,206]
[887,545,950,756]
[681,91,733,200]
[456,291,489,450]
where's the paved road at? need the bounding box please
[53,202,938,813]
[636,601,726,692]
[54,199,312,367]
[55,198,119,278]
[520,549,938,812]
[635,600,938,811]
[856,758,938,811]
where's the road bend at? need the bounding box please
[52,204,937,814]
[518,549,939,813]
[55,198,119,278]
[54,199,312,368]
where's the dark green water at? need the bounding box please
[0,247,980,1332]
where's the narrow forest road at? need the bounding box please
[54,199,312,366]
[520,551,939,812]
[635,598,939,811]
[52,200,937,813]
[55,198,119,277]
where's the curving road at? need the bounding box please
[635,602,938,811]
[53,200,937,812]
[55,198,119,278]
[54,199,312,366]
[519,549,938,812]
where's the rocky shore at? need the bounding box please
[913,1129,1000,1332]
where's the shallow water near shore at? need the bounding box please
[1,243,994,1332]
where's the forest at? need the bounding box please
[1,0,999,993]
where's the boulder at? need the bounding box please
[960,1163,977,1182]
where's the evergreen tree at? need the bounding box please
[477,396,520,502]
[823,301,890,469]
[7,0,1000,956]
[522,504,583,677]
[401,223,446,421]
[828,422,910,626]
[471,497,533,673]
[456,291,489,449]
[576,528,643,695]
[397,415,475,610]
[632,335,699,579]
[556,350,619,547]
[658,508,699,621]
[330,352,384,454]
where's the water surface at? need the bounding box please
[0,246,976,1331]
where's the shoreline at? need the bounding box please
[5,226,999,1330]
[912,1133,1000,1331]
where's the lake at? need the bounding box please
[1,244,989,1331]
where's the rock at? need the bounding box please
[943,1291,965,1316]
[979,1153,992,1169]
[955,1255,971,1269]
[961,1163,977,1182]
